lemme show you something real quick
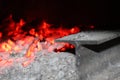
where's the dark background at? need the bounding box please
[0,0,119,30]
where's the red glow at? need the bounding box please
[90,25,95,29]
[0,15,80,68]
[0,32,2,38]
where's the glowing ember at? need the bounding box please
[0,15,81,68]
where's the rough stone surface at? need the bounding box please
[56,31,120,80]
[77,44,120,80]
[1,31,120,80]
[0,52,79,80]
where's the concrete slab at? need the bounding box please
[56,31,120,45]
[55,30,120,80]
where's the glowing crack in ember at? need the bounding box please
[0,15,81,69]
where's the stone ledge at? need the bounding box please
[56,31,120,45]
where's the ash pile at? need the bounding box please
[0,15,81,80]
[0,51,79,80]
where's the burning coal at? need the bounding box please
[0,15,81,69]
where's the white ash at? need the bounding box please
[0,51,79,80]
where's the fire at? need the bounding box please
[25,38,40,58]
[0,15,82,68]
